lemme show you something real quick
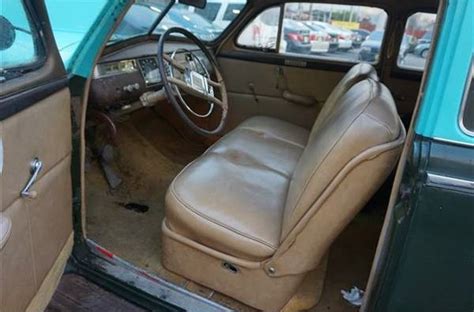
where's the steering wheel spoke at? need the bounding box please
[167,76,225,108]
[158,27,228,136]
[163,53,185,72]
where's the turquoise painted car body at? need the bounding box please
[44,0,131,77]
[45,0,109,69]
[415,0,473,146]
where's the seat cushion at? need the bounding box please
[238,116,309,148]
[165,116,309,260]
[212,116,309,177]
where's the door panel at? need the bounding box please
[0,1,73,311]
[218,57,346,131]
[0,200,37,312]
[0,89,73,312]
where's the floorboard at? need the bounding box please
[45,274,146,312]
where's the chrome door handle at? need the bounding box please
[20,158,43,199]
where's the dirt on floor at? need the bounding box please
[85,109,387,312]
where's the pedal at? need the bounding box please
[99,144,122,189]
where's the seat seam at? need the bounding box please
[214,149,291,178]
[238,126,307,149]
[364,111,395,137]
[170,182,279,251]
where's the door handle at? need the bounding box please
[282,90,318,107]
[20,158,43,199]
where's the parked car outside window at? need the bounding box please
[237,2,388,65]
[398,12,437,71]
[359,30,384,62]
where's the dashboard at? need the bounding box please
[88,40,203,111]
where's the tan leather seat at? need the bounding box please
[162,63,406,311]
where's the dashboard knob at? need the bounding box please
[123,83,140,92]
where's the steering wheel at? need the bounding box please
[157,27,228,136]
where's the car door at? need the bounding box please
[361,1,473,310]
[0,1,73,311]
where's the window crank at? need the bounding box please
[20,158,43,199]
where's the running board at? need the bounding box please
[86,239,233,312]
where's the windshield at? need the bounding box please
[110,0,246,44]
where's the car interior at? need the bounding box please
[76,0,439,311]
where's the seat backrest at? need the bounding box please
[266,76,405,276]
[308,62,379,141]
[283,78,402,236]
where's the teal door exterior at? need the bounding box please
[364,1,473,311]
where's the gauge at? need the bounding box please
[94,60,137,78]
[138,57,161,86]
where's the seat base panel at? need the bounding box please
[162,222,327,311]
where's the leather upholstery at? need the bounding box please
[163,63,406,310]
[283,79,400,238]
[166,117,309,260]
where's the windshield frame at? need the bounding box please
[106,0,174,46]
[147,0,174,36]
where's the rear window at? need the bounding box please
[397,12,437,71]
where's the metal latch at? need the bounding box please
[20,158,43,199]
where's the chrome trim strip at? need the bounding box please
[432,136,474,147]
[427,172,474,190]
[458,58,474,137]
[86,239,232,312]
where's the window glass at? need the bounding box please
[111,0,170,43]
[237,6,280,50]
[223,3,246,21]
[280,3,387,63]
[195,3,221,22]
[0,0,44,75]
[111,1,247,44]
[398,12,437,71]
[461,62,474,134]
[237,3,388,64]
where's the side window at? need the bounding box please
[237,3,388,64]
[237,6,281,50]
[0,0,44,77]
[397,12,437,71]
[460,62,474,135]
